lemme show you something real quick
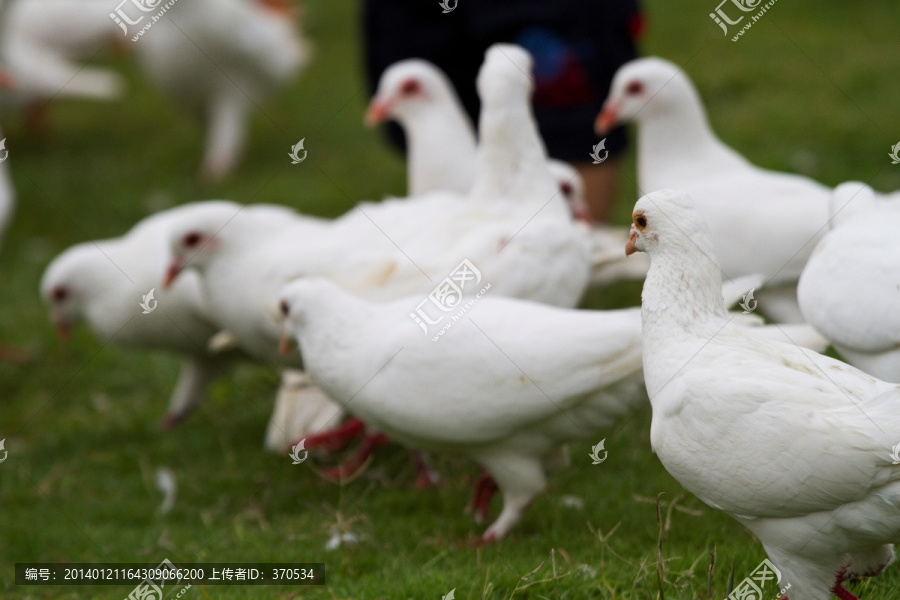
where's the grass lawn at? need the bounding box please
[3,0,900,598]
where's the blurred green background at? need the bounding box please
[2,0,899,598]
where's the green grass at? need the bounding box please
[3,0,900,598]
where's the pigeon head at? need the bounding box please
[476,44,533,109]
[626,190,716,260]
[162,201,247,288]
[365,59,457,126]
[276,278,347,356]
[277,277,338,328]
[546,160,590,222]
[595,57,689,134]
[827,181,877,230]
[40,244,115,338]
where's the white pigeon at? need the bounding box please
[798,182,900,382]
[133,0,310,180]
[1,0,123,114]
[365,58,476,198]
[39,204,262,427]
[627,189,900,600]
[278,277,647,540]
[597,57,833,323]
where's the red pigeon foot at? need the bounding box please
[465,472,498,524]
[301,417,367,454]
[313,432,389,483]
[412,451,441,489]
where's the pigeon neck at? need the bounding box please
[294,287,374,356]
[470,100,558,202]
[403,98,476,196]
[635,86,734,189]
[640,244,730,348]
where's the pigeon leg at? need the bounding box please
[316,432,390,482]
[477,455,546,541]
[301,417,367,453]
[475,477,498,524]
[411,451,441,489]
[831,584,859,600]
[159,356,223,430]
[465,472,494,520]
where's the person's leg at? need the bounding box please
[574,158,622,223]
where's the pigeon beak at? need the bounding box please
[364,98,392,126]
[594,101,620,135]
[278,328,293,357]
[162,259,183,289]
[625,226,639,256]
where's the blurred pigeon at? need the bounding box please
[598,58,833,323]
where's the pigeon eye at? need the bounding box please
[183,232,202,248]
[625,80,644,96]
[559,182,573,198]
[279,300,290,317]
[400,79,421,96]
[635,215,647,228]
[52,286,68,302]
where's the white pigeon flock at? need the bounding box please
[161,46,591,369]
[597,57,833,323]
[160,44,592,468]
[365,57,649,286]
[15,7,900,595]
[627,189,900,600]
[798,181,900,383]
[39,206,246,428]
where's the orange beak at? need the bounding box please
[625,226,639,256]
[162,259,183,289]
[594,101,620,135]
[278,329,293,357]
[364,98,392,126]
